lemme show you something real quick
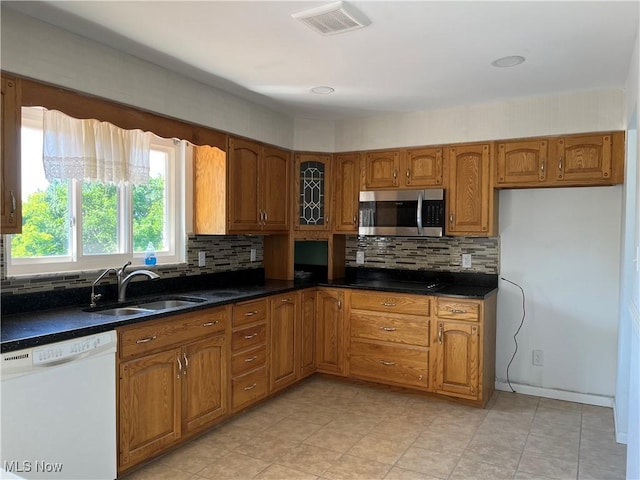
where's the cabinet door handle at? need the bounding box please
[177,355,182,378]
[244,355,258,363]
[381,302,396,307]
[438,322,443,344]
[9,191,16,218]
[540,159,545,173]
[183,352,189,374]
[244,333,259,339]
[244,310,258,316]
[244,383,257,391]
[353,215,357,225]
[558,156,563,171]
[449,213,454,225]
[337,300,342,309]
[379,360,395,366]
[264,211,268,222]
[406,169,411,183]
[135,335,157,344]
[203,320,219,327]
[380,326,397,332]
[393,168,398,180]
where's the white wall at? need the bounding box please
[0,8,294,149]
[497,187,622,403]
[293,118,335,152]
[334,90,624,152]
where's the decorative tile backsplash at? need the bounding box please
[0,235,264,295]
[346,236,500,274]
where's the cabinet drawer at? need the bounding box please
[233,298,267,327]
[232,367,268,411]
[350,312,429,347]
[231,345,267,376]
[118,307,228,359]
[231,323,267,351]
[436,299,480,321]
[350,340,429,389]
[351,291,430,316]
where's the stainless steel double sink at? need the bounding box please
[85,296,207,316]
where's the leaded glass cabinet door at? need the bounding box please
[294,154,332,231]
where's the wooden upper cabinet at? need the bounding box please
[261,146,290,231]
[333,152,361,233]
[363,150,401,188]
[404,147,443,187]
[195,138,290,234]
[228,138,261,232]
[1,75,21,234]
[555,133,612,183]
[294,153,332,231]
[446,143,497,236]
[496,140,548,187]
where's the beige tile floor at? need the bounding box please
[122,375,627,480]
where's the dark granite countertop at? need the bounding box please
[1,267,497,353]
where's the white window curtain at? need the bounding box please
[43,109,152,184]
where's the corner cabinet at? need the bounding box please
[316,288,346,375]
[1,75,21,233]
[446,143,498,236]
[333,152,361,233]
[294,153,332,231]
[431,294,497,405]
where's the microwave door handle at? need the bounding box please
[416,191,424,235]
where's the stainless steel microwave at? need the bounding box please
[358,189,445,237]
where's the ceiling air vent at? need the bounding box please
[292,1,371,36]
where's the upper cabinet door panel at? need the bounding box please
[261,146,290,231]
[363,150,400,189]
[404,147,443,187]
[333,153,361,233]
[447,144,492,235]
[228,138,260,231]
[556,134,612,182]
[295,154,331,231]
[496,140,547,186]
[1,75,21,234]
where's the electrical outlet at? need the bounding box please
[198,251,206,267]
[356,251,365,265]
[250,248,257,262]
[533,349,544,366]
[462,254,472,269]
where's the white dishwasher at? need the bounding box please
[1,331,117,480]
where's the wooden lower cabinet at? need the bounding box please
[269,293,299,392]
[300,289,317,378]
[316,288,346,375]
[119,348,182,470]
[117,307,229,473]
[431,294,497,405]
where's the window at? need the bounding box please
[6,107,185,276]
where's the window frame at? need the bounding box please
[5,108,186,277]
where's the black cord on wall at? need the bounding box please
[500,277,526,393]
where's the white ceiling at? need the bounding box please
[5,1,639,120]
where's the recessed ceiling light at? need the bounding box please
[311,86,335,94]
[491,55,526,68]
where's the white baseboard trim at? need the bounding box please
[495,381,614,408]
[613,403,629,444]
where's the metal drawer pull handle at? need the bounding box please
[244,383,257,391]
[245,310,258,316]
[438,323,443,344]
[177,355,182,378]
[136,335,157,344]
[9,191,16,217]
[540,159,545,172]
[450,309,467,314]
[381,302,396,307]
[244,355,258,362]
[183,352,189,374]
[244,333,258,339]
[281,298,292,302]
[203,320,219,326]
[380,360,395,366]
[380,326,397,332]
